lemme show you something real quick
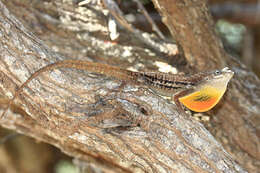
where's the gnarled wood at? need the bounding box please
[0,0,250,173]
[152,1,260,172]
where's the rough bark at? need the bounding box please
[0,0,254,173]
[151,0,226,70]
[152,0,260,172]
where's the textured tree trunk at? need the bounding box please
[0,0,257,172]
[151,1,260,172]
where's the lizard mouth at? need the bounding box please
[222,67,234,80]
[222,67,234,75]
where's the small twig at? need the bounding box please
[132,0,165,39]
[102,0,174,57]
[102,0,135,33]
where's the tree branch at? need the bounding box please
[152,1,260,172]
[0,1,247,172]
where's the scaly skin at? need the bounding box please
[1,60,234,118]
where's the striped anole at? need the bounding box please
[1,60,234,118]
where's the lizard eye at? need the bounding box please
[214,70,221,75]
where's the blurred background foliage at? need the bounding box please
[1,0,259,173]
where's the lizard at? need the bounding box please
[0,59,234,118]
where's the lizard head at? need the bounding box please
[197,67,234,91]
[179,67,234,112]
[202,67,234,91]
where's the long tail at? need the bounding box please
[1,60,139,118]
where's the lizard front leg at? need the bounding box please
[173,89,192,114]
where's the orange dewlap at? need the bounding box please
[178,86,226,112]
